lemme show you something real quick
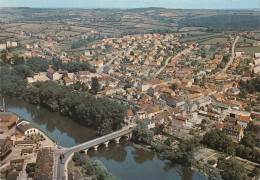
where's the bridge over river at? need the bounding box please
[55,128,133,180]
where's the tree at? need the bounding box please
[26,57,49,72]
[12,55,25,65]
[252,167,260,177]
[91,77,100,95]
[72,152,81,162]
[12,65,33,78]
[217,158,246,180]
[209,168,223,180]
[73,81,82,91]
[164,136,175,146]
[170,83,178,91]
[241,131,257,148]
[132,120,154,144]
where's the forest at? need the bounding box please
[179,14,260,31]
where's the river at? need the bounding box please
[1,96,206,180]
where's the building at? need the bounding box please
[21,148,34,156]
[34,148,53,180]
[0,112,18,130]
[144,118,155,129]
[6,172,20,180]
[160,94,185,107]
[103,65,114,75]
[222,123,244,141]
[17,121,39,136]
[46,68,62,80]
[0,137,13,160]
[14,140,35,147]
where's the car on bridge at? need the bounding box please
[60,154,65,164]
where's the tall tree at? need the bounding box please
[91,77,100,95]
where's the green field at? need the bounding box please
[201,37,229,45]
[236,46,260,55]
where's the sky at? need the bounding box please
[0,0,259,9]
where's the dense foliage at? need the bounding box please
[239,77,260,94]
[0,65,28,96]
[179,15,260,31]
[27,57,49,72]
[24,81,127,133]
[61,61,93,73]
[72,152,112,180]
[0,64,127,132]
[132,120,154,144]
[203,129,260,164]
[217,157,246,180]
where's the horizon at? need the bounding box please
[0,0,259,9]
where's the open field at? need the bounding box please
[201,38,229,45]
[236,46,260,55]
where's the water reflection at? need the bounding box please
[1,96,206,180]
[131,148,155,164]
[0,96,98,147]
[90,142,206,180]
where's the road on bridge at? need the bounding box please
[55,128,132,180]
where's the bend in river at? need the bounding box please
[1,96,206,180]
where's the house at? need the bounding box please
[194,96,211,108]
[211,93,224,102]
[6,172,20,180]
[222,123,244,141]
[103,66,114,75]
[237,115,250,128]
[182,102,198,113]
[34,148,53,180]
[17,121,39,136]
[14,140,35,147]
[137,82,150,92]
[144,118,155,129]
[0,112,18,130]
[189,112,202,125]
[21,148,34,156]
[229,87,240,95]
[153,111,171,124]
[215,122,225,130]
[160,94,185,107]
[0,137,13,160]
[46,69,62,80]
[182,79,192,87]
[136,111,146,119]
[63,77,76,86]
[10,158,24,166]
[89,60,103,68]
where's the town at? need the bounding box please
[0,5,260,180]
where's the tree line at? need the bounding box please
[202,125,260,164]
[179,14,260,31]
[0,63,127,134]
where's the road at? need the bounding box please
[154,46,193,77]
[55,128,132,180]
[217,36,239,76]
[104,51,126,67]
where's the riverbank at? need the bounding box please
[1,96,207,180]
[68,152,119,180]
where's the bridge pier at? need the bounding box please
[93,145,99,151]
[115,137,120,144]
[104,141,109,147]
[84,149,89,154]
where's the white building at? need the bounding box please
[17,121,39,136]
